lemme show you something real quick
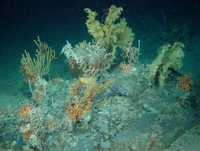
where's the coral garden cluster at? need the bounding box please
[0,5,198,151]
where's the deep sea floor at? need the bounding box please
[0,9,200,151]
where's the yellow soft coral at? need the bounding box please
[85,5,134,57]
[20,36,56,84]
[148,42,184,87]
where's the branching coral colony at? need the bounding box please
[66,76,112,122]
[21,36,56,84]
[147,42,185,87]
[61,5,139,123]
[21,36,56,104]
[62,5,139,77]
[17,5,190,149]
[84,5,134,57]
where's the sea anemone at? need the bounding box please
[178,74,192,92]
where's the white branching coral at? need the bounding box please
[61,41,112,76]
[122,43,140,65]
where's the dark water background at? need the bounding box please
[0,0,200,107]
[1,0,199,57]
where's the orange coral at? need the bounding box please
[178,74,192,92]
[66,77,112,122]
[66,88,96,122]
[66,102,84,122]
[23,129,32,143]
[19,105,32,121]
